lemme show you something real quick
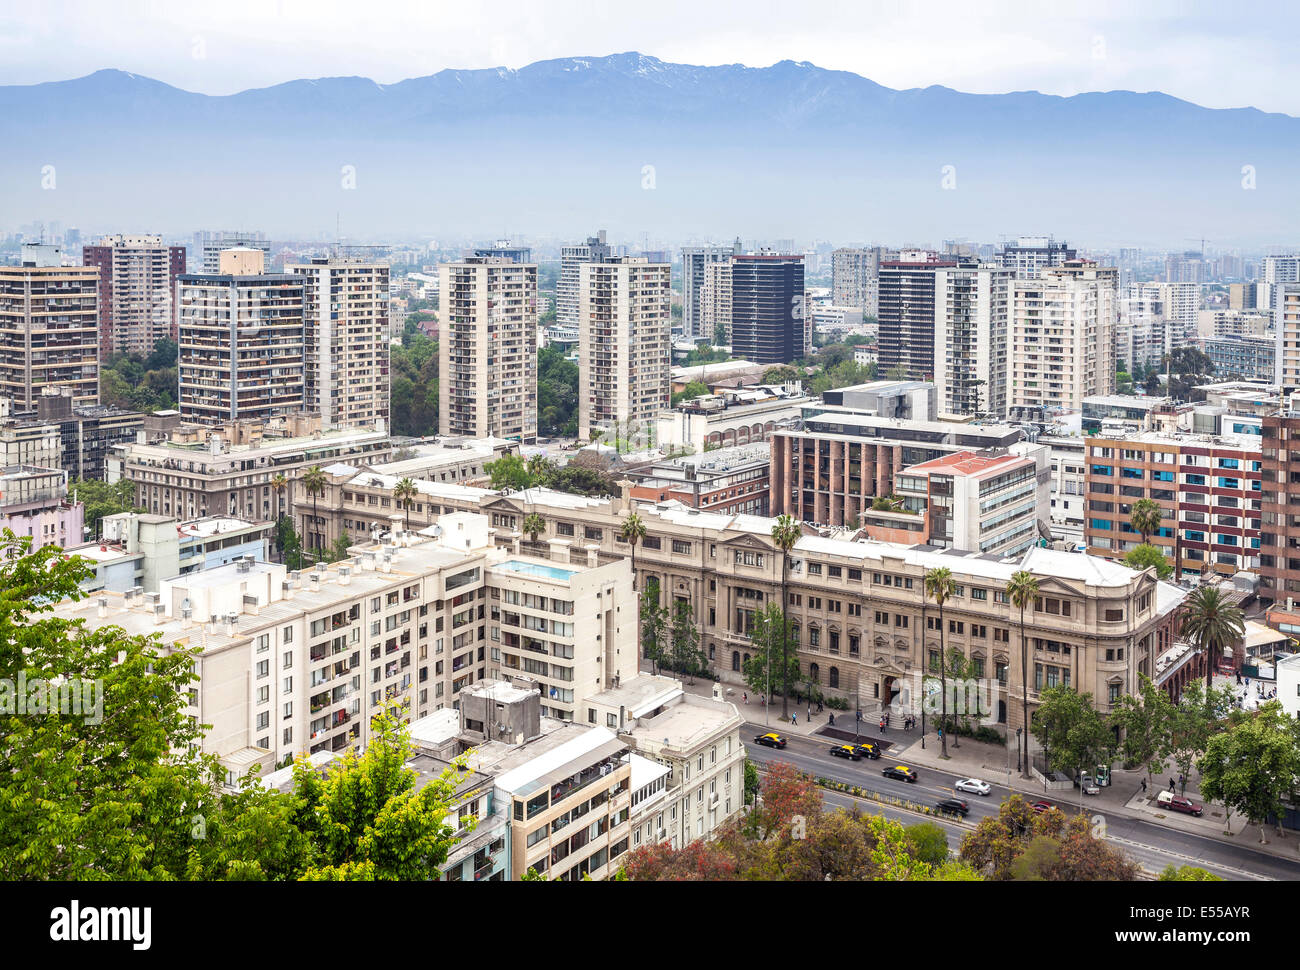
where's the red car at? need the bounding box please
[1031,800,1057,814]
[1157,791,1203,817]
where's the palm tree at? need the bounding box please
[271,473,288,561]
[925,566,954,759]
[1130,498,1163,546]
[1006,569,1040,779]
[523,512,546,544]
[1181,585,1246,691]
[300,465,328,564]
[619,509,647,590]
[393,477,417,532]
[771,513,803,719]
[526,454,553,487]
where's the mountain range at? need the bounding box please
[2,52,1297,246]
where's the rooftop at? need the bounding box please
[904,450,1030,479]
[587,674,683,719]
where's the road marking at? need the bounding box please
[1104,835,1274,881]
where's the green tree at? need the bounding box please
[762,365,800,384]
[1163,680,1237,781]
[522,512,546,543]
[1006,569,1040,778]
[671,380,711,406]
[639,579,670,676]
[0,531,315,880]
[669,599,706,684]
[1129,498,1163,546]
[1158,864,1222,881]
[70,477,140,540]
[1123,543,1173,579]
[486,453,533,491]
[743,758,760,805]
[1180,585,1245,691]
[742,602,801,704]
[393,477,418,531]
[924,567,955,759]
[905,822,950,866]
[886,363,909,380]
[1029,685,1116,781]
[275,516,306,571]
[619,510,647,590]
[327,530,353,563]
[1197,701,1300,842]
[770,514,802,718]
[960,795,1137,881]
[1111,675,1175,786]
[526,454,556,486]
[293,704,471,879]
[271,473,289,551]
[301,465,328,564]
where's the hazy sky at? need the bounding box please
[3,0,1298,115]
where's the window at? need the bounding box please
[282,676,293,695]
[282,626,293,643]
[256,660,269,679]
[256,634,270,654]
[585,527,602,540]
[556,522,575,537]
[672,540,691,554]
[283,650,293,669]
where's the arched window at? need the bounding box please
[732,651,740,671]
[829,666,840,689]
[809,662,820,683]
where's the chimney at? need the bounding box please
[362,551,376,571]
[290,570,301,589]
[380,551,392,574]
[181,606,193,628]
[282,579,294,601]
[339,565,351,586]
[97,596,109,619]
[224,612,239,637]
[242,593,260,616]
[309,572,321,593]
[153,603,167,625]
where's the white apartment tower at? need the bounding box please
[438,256,538,444]
[196,231,271,275]
[82,233,186,359]
[557,230,611,329]
[578,257,671,442]
[1007,261,1117,418]
[932,265,1013,417]
[682,240,741,342]
[289,257,391,430]
[831,247,884,316]
[1275,283,1300,389]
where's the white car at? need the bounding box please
[954,778,992,796]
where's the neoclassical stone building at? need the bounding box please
[295,470,1184,734]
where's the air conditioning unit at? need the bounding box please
[656,828,667,841]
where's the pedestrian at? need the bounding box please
[1141,778,1147,793]
[937,727,943,743]
[743,692,747,705]
[1169,777,1175,791]
[807,706,812,722]
[1179,774,1186,794]
[829,712,835,726]
[791,711,797,726]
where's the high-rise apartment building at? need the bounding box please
[0,245,100,409]
[195,231,271,274]
[728,252,808,365]
[1126,281,1199,351]
[1275,283,1300,389]
[932,264,1013,417]
[876,253,956,382]
[831,247,884,316]
[289,257,390,430]
[996,236,1076,277]
[681,241,740,341]
[438,256,538,444]
[1007,261,1117,419]
[82,234,186,359]
[577,257,671,441]
[1261,255,1300,316]
[557,230,611,328]
[177,249,306,424]
[1164,251,1207,285]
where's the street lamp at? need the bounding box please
[1015,727,1023,772]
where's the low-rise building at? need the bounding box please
[656,385,807,453]
[629,443,771,515]
[0,464,83,548]
[587,675,745,850]
[66,511,273,593]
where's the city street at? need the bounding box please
[744,722,1300,880]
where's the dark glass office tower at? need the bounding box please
[729,253,806,365]
[876,257,957,381]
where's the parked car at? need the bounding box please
[883,765,918,782]
[753,733,787,749]
[852,742,881,760]
[1156,791,1203,816]
[936,797,970,817]
[829,744,862,761]
[1031,800,1057,813]
[1082,781,1101,796]
[954,778,992,796]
